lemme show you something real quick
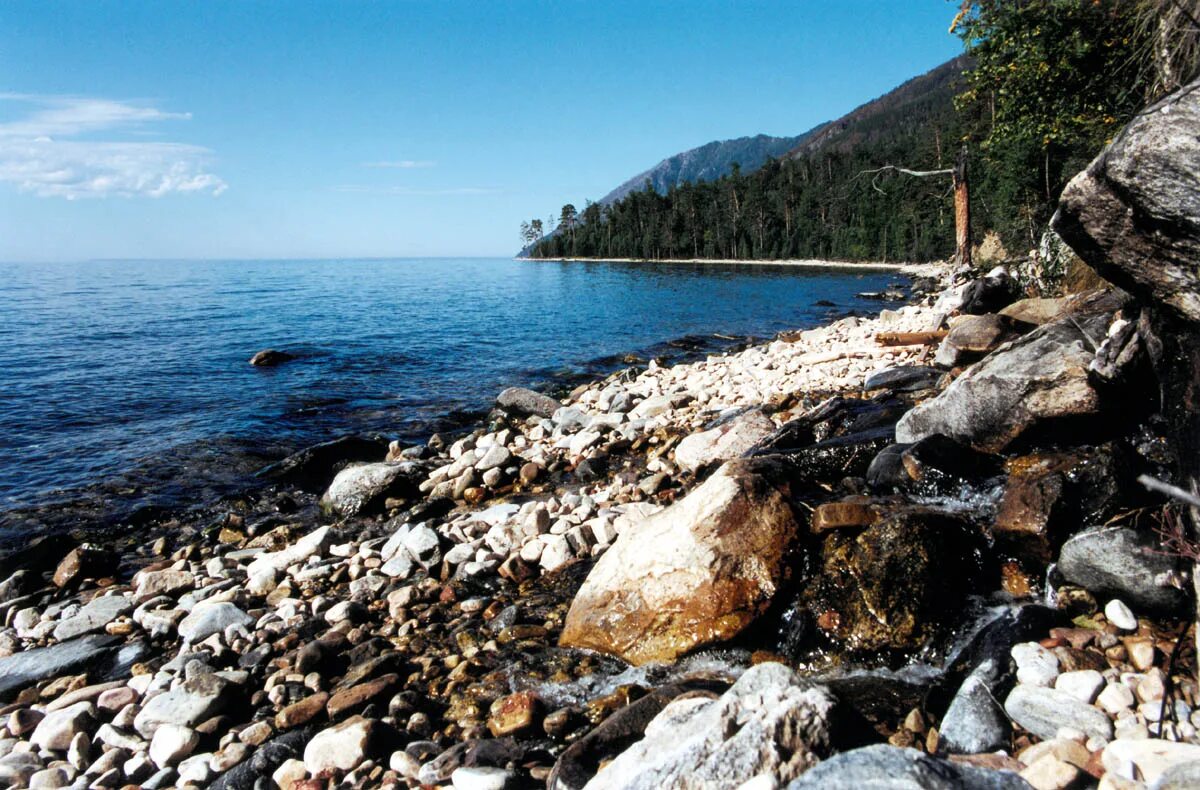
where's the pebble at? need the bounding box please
[452,765,515,790]
[1054,670,1105,704]
[1105,599,1137,631]
[1013,642,1061,687]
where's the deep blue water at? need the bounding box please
[0,258,901,514]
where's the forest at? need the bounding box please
[526,0,1183,264]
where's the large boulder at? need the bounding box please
[895,313,1112,452]
[319,461,425,518]
[559,457,800,665]
[1053,77,1200,324]
[673,409,776,474]
[583,663,836,790]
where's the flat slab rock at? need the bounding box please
[0,635,119,699]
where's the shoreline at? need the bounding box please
[522,255,938,275]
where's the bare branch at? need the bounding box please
[1139,474,1200,509]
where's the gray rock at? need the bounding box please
[402,524,442,568]
[583,663,836,790]
[474,444,512,472]
[552,407,589,433]
[53,595,132,641]
[319,461,424,517]
[133,673,233,738]
[496,387,562,419]
[1053,76,1200,323]
[895,313,1112,452]
[939,659,1009,754]
[1003,684,1113,741]
[1057,525,1187,611]
[673,408,776,474]
[177,602,253,644]
[786,745,1030,789]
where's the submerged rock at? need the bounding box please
[583,663,836,790]
[786,744,1029,789]
[249,349,295,367]
[1053,75,1200,324]
[896,313,1114,452]
[559,457,800,665]
[256,435,390,489]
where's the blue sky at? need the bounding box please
[0,1,963,261]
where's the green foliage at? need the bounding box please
[954,0,1153,249]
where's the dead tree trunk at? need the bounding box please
[954,145,972,270]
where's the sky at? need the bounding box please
[0,1,964,261]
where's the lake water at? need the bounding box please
[0,258,901,520]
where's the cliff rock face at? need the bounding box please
[1053,77,1200,323]
[559,457,799,665]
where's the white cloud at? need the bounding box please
[0,94,226,199]
[361,159,436,169]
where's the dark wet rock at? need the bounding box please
[896,313,1116,453]
[53,544,118,588]
[959,271,1022,316]
[866,443,913,491]
[577,664,836,790]
[249,349,295,367]
[994,447,1126,565]
[0,571,35,605]
[496,387,563,419]
[1053,75,1200,324]
[319,461,427,518]
[899,434,1003,494]
[777,427,896,484]
[1057,525,1187,611]
[863,366,943,393]
[786,744,1030,789]
[256,435,390,489]
[801,509,992,654]
[209,728,314,790]
[938,658,1009,754]
[560,457,800,665]
[0,635,119,699]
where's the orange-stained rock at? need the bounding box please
[811,500,880,533]
[559,457,800,665]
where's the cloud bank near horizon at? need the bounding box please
[0,94,227,199]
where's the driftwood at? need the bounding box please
[875,330,949,347]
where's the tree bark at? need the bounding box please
[954,145,972,269]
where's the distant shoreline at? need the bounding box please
[523,256,941,275]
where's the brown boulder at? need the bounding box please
[559,457,800,665]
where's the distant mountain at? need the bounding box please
[787,55,970,159]
[598,133,815,205]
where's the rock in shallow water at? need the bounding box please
[582,663,836,790]
[559,457,800,665]
[496,387,562,419]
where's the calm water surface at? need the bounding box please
[0,258,901,514]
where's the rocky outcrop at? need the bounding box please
[1053,77,1200,324]
[582,663,836,790]
[896,313,1113,452]
[672,408,776,473]
[559,457,800,665]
